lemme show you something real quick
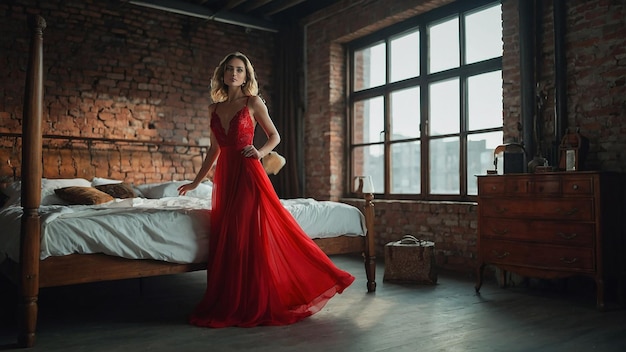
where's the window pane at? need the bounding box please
[468,70,503,131]
[465,4,502,64]
[352,145,384,193]
[354,42,386,91]
[390,30,419,82]
[467,131,503,195]
[429,136,459,194]
[428,17,459,73]
[429,78,459,136]
[352,97,384,144]
[390,87,420,140]
[391,141,420,194]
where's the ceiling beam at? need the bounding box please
[129,0,280,32]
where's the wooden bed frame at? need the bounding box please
[4,15,376,348]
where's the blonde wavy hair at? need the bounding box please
[210,52,259,102]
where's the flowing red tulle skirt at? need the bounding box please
[189,145,355,328]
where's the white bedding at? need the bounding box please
[0,195,366,265]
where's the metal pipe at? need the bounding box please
[129,0,279,32]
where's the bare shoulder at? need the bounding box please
[209,102,218,114]
[248,95,267,109]
[248,95,269,119]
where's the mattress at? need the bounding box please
[0,195,365,264]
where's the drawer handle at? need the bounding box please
[492,250,510,258]
[555,207,579,216]
[557,232,578,240]
[559,257,578,264]
[491,228,509,235]
[572,184,579,190]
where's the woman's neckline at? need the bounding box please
[226,95,247,103]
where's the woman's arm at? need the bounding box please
[243,95,280,159]
[178,105,221,195]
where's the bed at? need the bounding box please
[1,15,377,348]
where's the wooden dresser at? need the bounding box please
[475,171,623,309]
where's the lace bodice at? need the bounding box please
[210,105,254,150]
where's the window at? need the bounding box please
[349,1,502,200]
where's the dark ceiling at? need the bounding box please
[128,0,340,32]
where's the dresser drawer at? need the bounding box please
[478,174,596,197]
[480,218,595,246]
[478,177,528,195]
[529,179,561,194]
[561,176,594,195]
[481,240,595,272]
[479,177,509,195]
[480,198,594,221]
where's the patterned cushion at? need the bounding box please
[41,178,92,205]
[54,186,114,205]
[95,183,136,199]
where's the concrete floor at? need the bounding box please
[1,254,626,351]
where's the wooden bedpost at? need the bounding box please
[356,177,376,293]
[363,191,376,293]
[18,14,46,348]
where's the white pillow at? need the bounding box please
[41,178,92,205]
[0,181,22,208]
[2,181,21,199]
[1,178,94,207]
[91,177,123,186]
[134,181,212,199]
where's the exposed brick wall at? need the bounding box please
[502,0,522,144]
[0,0,276,183]
[561,1,625,171]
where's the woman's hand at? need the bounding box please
[178,182,198,196]
[241,145,263,159]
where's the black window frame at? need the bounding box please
[347,0,503,202]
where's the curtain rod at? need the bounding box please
[128,0,280,33]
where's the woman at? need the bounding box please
[178,52,355,328]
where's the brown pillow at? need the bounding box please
[54,186,114,205]
[95,183,136,199]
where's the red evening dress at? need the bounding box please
[189,99,355,328]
